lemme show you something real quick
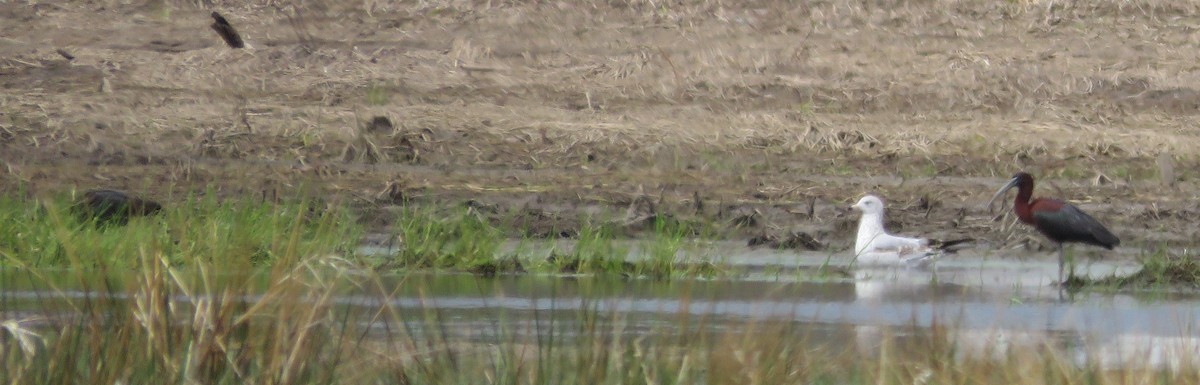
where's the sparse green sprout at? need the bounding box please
[366,83,390,106]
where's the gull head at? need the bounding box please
[851,195,885,216]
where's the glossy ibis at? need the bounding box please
[851,195,972,266]
[987,172,1119,283]
[74,189,163,226]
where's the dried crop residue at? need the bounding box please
[3,1,1200,258]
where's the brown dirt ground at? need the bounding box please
[4,0,1200,258]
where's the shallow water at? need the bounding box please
[3,242,1197,370]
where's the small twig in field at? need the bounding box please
[276,5,315,52]
[654,46,685,99]
[55,49,75,61]
[236,98,253,133]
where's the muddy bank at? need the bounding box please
[3,1,1200,258]
[3,152,1196,262]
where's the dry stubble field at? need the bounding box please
[4,0,1200,256]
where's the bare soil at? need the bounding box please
[4,0,1200,258]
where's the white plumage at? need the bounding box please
[850,195,939,266]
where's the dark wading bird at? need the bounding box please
[74,189,163,226]
[987,172,1119,284]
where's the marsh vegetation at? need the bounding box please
[5,0,1200,383]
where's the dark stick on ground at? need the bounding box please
[210,11,245,49]
[55,49,75,61]
[931,238,975,253]
[74,189,163,226]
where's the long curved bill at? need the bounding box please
[987,177,1020,214]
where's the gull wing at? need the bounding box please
[861,233,928,253]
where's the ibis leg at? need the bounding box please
[1057,245,1065,284]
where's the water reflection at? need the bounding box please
[1,249,1197,370]
[848,266,1200,370]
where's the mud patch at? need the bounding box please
[1083,77,1200,114]
[0,59,102,92]
[469,256,526,277]
[748,231,824,251]
[510,207,580,239]
[545,253,721,279]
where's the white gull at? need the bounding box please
[850,195,966,266]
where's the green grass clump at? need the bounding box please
[638,215,709,279]
[390,206,505,270]
[386,208,723,279]
[548,218,631,274]
[548,216,721,279]
[0,191,361,269]
[1077,249,1200,291]
[365,83,390,106]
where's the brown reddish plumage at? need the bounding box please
[989,172,1119,284]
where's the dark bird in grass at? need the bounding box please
[988,172,1119,284]
[74,189,163,227]
[210,11,245,49]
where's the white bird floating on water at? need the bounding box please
[850,195,971,267]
